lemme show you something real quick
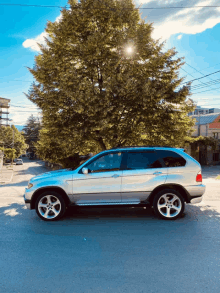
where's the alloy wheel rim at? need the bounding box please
[157,193,182,218]
[38,195,61,219]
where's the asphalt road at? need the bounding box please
[0,158,220,293]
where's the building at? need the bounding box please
[188,105,220,116]
[191,113,220,138]
[188,113,220,165]
[0,97,10,126]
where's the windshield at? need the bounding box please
[71,154,95,170]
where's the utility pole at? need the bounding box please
[12,128,14,149]
[11,129,15,165]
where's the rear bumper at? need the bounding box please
[190,197,203,204]
[185,184,206,204]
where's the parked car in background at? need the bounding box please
[24,146,205,221]
[16,159,23,165]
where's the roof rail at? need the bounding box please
[110,145,174,149]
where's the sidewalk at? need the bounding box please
[0,165,14,184]
[202,165,220,181]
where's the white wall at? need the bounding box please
[192,124,220,138]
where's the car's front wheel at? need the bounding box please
[35,191,66,221]
[153,189,185,220]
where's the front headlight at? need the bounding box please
[28,183,33,189]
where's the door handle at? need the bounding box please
[112,174,120,178]
[153,171,162,175]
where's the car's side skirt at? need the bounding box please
[76,201,141,206]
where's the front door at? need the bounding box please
[121,151,168,203]
[72,152,123,205]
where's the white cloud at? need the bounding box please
[22,14,62,52]
[23,32,48,52]
[9,105,41,125]
[23,1,220,49]
[177,34,182,40]
[137,0,220,40]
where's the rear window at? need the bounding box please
[156,150,186,167]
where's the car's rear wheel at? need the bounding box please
[153,189,185,220]
[35,191,66,221]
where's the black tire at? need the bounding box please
[153,189,185,220]
[35,191,66,221]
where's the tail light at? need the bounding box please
[196,171,202,182]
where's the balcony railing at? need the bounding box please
[0,111,9,115]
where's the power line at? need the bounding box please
[190,79,220,90]
[181,67,220,94]
[196,62,220,73]
[0,3,220,9]
[183,69,220,84]
[10,110,38,114]
[184,62,220,93]
[11,104,39,109]
[192,86,220,95]
[196,104,220,106]
[0,3,63,8]
[0,79,33,83]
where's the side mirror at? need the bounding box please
[82,168,88,174]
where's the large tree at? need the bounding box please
[26,0,194,165]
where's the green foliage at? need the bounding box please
[185,136,218,149]
[0,125,27,158]
[26,0,195,166]
[35,125,95,168]
[0,147,16,160]
[23,115,41,153]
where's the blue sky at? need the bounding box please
[1,0,220,125]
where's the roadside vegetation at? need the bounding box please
[23,115,41,156]
[0,125,27,162]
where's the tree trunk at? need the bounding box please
[97,137,106,151]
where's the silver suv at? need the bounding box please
[24,147,205,221]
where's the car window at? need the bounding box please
[86,152,122,173]
[156,150,186,167]
[126,152,162,170]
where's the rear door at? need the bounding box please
[155,150,193,185]
[121,150,168,203]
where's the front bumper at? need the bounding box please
[25,202,31,209]
[24,187,34,209]
[24,195,31,209]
